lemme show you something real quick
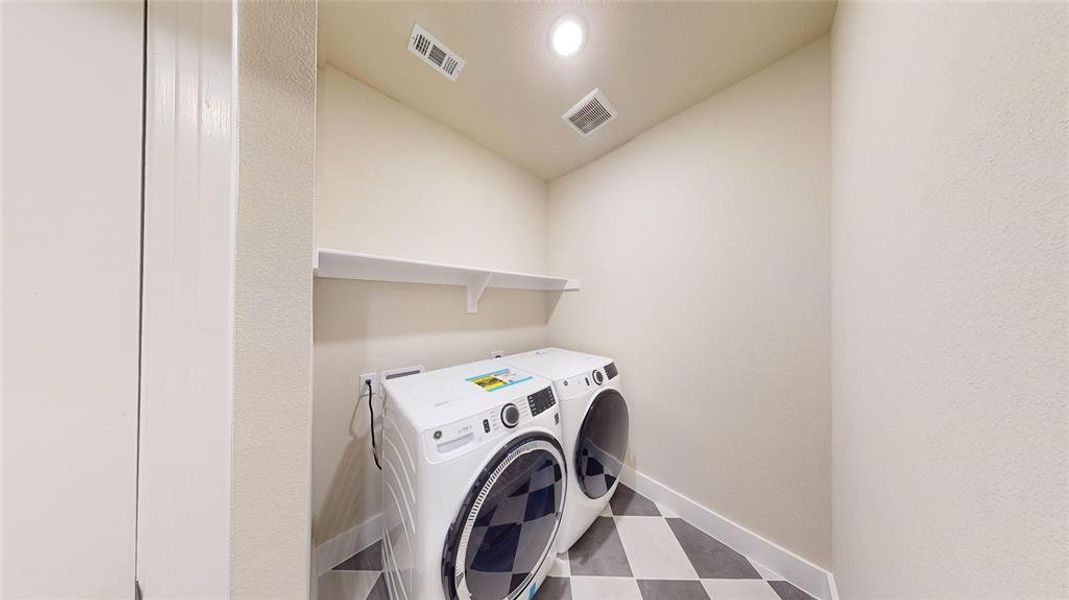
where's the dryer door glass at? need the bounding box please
[575,389,630,499]
[443,434,565,600]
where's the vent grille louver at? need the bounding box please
[442,56,458,75]
[414,33,430,55]
[428,44,446,66]
[407,24,465,82]
[568,98,612,134]
[562,89,618,137]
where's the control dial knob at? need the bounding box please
[592,369,605,385]
[501,403,521,428]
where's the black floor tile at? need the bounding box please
[768,580,817,600]
[665,518,760,579]
[334,540,382,571]
[637,579,710,600]
[535,576,572,600]
[568,516,634,577]
[609,484,661,516]
[365,573,388,600]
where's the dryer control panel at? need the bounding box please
[424,387,558,462]
[555,364,615,400]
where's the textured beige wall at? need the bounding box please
[315,65,548,271]
[231,1,317,597]
[831,3,1069,598]
[547,39,832,567]
[313,65,550,546]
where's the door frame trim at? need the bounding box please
[136,1,236,596]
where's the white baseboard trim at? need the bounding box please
[314,513,383,577]
[620,466,838,600]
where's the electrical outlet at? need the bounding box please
[491,350,504,359]
[359,373,378,397]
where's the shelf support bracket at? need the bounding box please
[466,273,493,314]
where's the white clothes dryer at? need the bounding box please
[380,359,567,600]
[498,348,629,552]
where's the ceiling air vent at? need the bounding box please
[407,24,465,82]
[562,88,618,137]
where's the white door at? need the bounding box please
[1,1,145,597]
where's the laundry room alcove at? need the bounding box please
[311,3,838,599]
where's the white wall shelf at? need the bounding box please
[313,248,580,313]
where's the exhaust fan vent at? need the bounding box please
[562,88,618,137]
[408,24,465,82]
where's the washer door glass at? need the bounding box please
[575,389,630,499]
[443,434,565,600]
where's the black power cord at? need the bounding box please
[367,379,382,470]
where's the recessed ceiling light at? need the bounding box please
[550,14,585,57]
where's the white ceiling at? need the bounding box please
[320,2,836,180]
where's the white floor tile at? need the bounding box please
[701,579,782,600]
[614,516,699,580]
[600,503,613,517]
[549,551,571,577]
[570,576,643,600]
[317,570,380,600]
[752,562,780,580]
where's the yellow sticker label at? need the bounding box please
[470,375,508,391]
[466,369,534,393]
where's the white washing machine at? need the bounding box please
[380,359,567,600]
[499,348,630,552]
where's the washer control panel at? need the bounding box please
[527,387,557,417]
[425,387,558,462]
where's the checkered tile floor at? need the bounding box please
[318,484,817,600]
